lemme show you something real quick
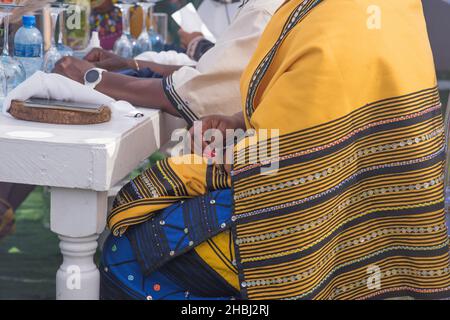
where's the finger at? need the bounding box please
[54,56,69,66]
[52,56,70,73]
[52,63,68,75]
[189,120,209,155]
[203,143,216,159]
[84,48,102,62]
[52,64,62,75]
[53,59,63,71]
[189,125,198,154]
[201,119,218,156]
[94,59,115,71]
[204,130,226,159]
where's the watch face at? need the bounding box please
[85,69,100,84]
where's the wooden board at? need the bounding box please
[9,100,111,125]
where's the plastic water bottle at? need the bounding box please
[14,15,43,78]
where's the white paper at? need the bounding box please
[171,3,216,43]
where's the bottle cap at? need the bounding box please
[89,31,101,49]
[22,15,36,28]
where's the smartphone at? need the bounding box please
[23,98,104,114]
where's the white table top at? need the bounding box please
[0,108,163,191]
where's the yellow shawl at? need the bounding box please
[232,0,450,299]
[109,0,450,300]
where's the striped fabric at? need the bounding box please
[101,228,239,300]
[127,189,234,276]
[108,0,450,300]
[163,75,200,126]
[109,157,231,236]
[232,87,450,299]
[207,164,231,190]
[104,163,240,299]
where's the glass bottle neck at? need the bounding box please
[2,15,9,57]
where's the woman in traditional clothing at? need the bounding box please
[86,0,450,299]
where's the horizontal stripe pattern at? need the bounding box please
[163,75,199,126]
[232,87,450,299]
[109,160,230,236]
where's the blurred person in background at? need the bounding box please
[422,0,450,74]
[0,184,34,240]
[55,0,283,124]
[90,0,243,60]
[178,0,242,61]
[0,1,37,241]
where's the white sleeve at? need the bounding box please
[163,0,282,125]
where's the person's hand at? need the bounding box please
[188,113,246,160]
[178,29,203,49]
[84,48,134,71]
[53,56,96,84]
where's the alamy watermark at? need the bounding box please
[367,4,382,30]
[366,265,382,290]
[66,265,81,290]
[64,5,85,31]
[169,121,280,175]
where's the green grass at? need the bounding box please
[0,187,59,300]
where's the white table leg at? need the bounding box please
[50,188,108,300]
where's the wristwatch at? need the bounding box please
[84,68,106,89]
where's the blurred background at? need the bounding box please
[423,0,450,109]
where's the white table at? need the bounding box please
[0,110,186,300]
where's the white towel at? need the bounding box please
[135,50,197,66]
[2,71,142,119]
